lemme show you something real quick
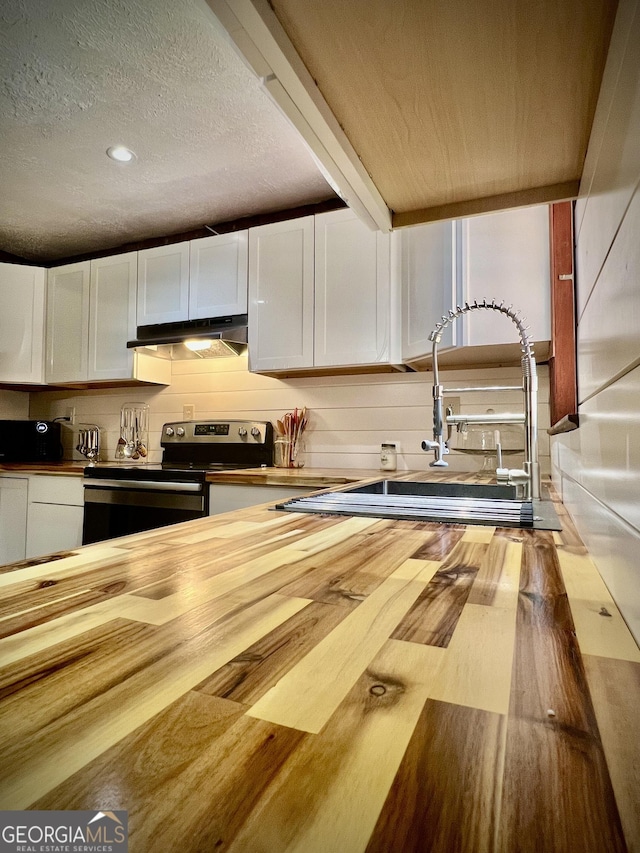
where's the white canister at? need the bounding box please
[380,442,397,471]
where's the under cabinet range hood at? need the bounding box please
[127,315,248,360]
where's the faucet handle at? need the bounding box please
[421,439,450,467]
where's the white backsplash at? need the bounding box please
[0,390,30,419]
[27,356,550,474]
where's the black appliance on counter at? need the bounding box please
[82,419,274,545]
[0,420,63,462]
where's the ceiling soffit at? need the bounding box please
[268,0,617,225]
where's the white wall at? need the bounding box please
[29,356,550,475]
[0,390,29,419]
[552,0,640,643]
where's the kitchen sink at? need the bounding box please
[274,479,561,530]
[345,480,518,500]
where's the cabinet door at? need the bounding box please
[137,242,189,325]
[401,220,457,359]
[0,476,28,565]
[314,208,391,366]
[26,503,83,559]
[461,205,551,346]
[189,232,248,319]
[46,261,91,383]
[88,252,137,380]
[248,217,314,372]
[0,263,46,383]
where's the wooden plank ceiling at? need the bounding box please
[269,0,617,226]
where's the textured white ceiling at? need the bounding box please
[0,0,334,262]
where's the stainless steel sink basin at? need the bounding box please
[346,480,518,500]
[275,480,561,530]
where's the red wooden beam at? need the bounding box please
[549,202,577,426]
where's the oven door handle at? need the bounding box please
[83,479,204,492]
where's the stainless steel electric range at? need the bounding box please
[82,420,274,545]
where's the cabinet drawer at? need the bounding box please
[28,475,84,505]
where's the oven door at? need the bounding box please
[82,478,208,545]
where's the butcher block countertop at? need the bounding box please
[0,474,638,852]
[0,462,378,487]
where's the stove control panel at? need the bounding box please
[161,420,271,445]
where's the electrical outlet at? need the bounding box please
[183,404,195,420]
[65,407,76,425]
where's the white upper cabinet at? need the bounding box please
[248,209,396,373]
[0,263,46,384]
[88,252,137,381]
[460,205,551,346]
[248,216,315,372]
[400,204,551,365]
[189,232,248,319]
[137,242,190,326]
[314,208,391,367]
[46,255,170,385]
[46,261,91,383]
[401,220,457,360]
[137,234,249,327]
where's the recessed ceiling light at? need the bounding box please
[106,145,136,163]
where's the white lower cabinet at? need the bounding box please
[209,483,316,515]
[25,475,84,559]
[0,476,29,565]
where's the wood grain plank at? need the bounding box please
[498,716,626,853]
[0,593,310,808]
[229,639,446,853]
[196,601,350,705]
[461,526,496,543]
[0,545,129,589]
[391,539,487,646]
[409,526,464,560]
[558,548,640,661]
[0,593,160,668]
[33,692,307,853]
[279,527,433,607]
[583,655,640,853]
[366,699,506,853]
[0,619,160,744]
[0,526,353,667]
[498,530,627,852]
[428,602,518,715]
[247,559,441,733]
[467,533,523,608]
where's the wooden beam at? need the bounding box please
[548,201,577,425]
[392,182,580,229]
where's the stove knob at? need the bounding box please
[165,427,174,436]
[238,427,247,437]
[250,427,260,438]
[176,427,185,437]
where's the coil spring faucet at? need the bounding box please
[421,299,540,500]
